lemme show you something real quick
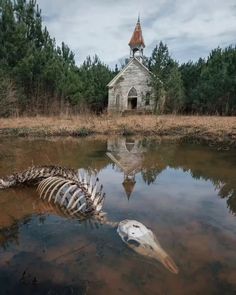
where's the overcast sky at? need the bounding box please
[37,0,236,68]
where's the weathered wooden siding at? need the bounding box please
[108,58,153,112]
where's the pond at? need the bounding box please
[0,137,236,295]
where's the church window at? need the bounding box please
[128,87,137,97]
[145,92,150,106]
[116,94,120,106]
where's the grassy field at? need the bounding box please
[0,114,236,147]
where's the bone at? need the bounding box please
[54,181,73,203]
[117,220,179,274]
[1,166,107,223]
[38,177,55,197]
[39,179,54,198]
[67,188,81,209]
[83,174,87,188]
[91,184,97,201]
[77,170,82,182]
[94,192,104,208]
[88,178,93,194]
[42,177,63,200]
[48,179,67,202]
[71,202,86,215]
[60,183,77,206]
[0,179,9,189]
[36,172,105,218]
[70,194,84,210]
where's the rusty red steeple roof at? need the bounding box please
[128,17,145,49]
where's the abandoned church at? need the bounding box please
[107,17,154,112]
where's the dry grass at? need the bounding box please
[0,114,236,145]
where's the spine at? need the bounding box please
[0,166,78,189]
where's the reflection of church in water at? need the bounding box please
[107,138,144,199]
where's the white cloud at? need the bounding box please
[37,0,236,67]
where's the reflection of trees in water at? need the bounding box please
[141,140,236,215]
[188,170,236,214]
[107,137,236,214]
[0,221,20,250]
[226,195,236,215]
[170,145,234,216]
[0,216,34,250]
[141,168,162,185]
[214,180,236,215]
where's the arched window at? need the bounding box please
[128,87,137,98]
[145,92,150,106]
[125,138,135,152]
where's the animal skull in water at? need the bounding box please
[117,219,179,274]
[0,166,179,274]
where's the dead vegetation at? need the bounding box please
[0,114,236,146]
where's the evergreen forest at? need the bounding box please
[0,0,236,116]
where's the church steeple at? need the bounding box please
[128,16,145,61]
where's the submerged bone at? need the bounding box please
[37,175,105,217]
[0,166,84,189]
[0,166,104,217]
[117,219,179,274]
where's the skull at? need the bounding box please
[117,219,179,274]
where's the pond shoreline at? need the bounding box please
[0,115,236,148]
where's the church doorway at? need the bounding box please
[127,87,138,110]
[128,97,137,109]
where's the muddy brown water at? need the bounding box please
[0,137,236,295]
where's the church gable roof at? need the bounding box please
[107,58,152,87]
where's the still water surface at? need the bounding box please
[0,137,236,295]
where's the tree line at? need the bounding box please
[0,0,114,116]
[0,0,236,116]
[149,42,236,115]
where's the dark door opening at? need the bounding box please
[127,87,138,110]
[128,97,137,109]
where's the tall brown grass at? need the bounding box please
[0,114,235,138]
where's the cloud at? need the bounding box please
[37,0,236,67]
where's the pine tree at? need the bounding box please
[149,42,185,113]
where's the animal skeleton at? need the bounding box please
[0,166,105,217]
[0,165,178,274]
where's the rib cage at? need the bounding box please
[37,175,105,216]
[0,165,106,218]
